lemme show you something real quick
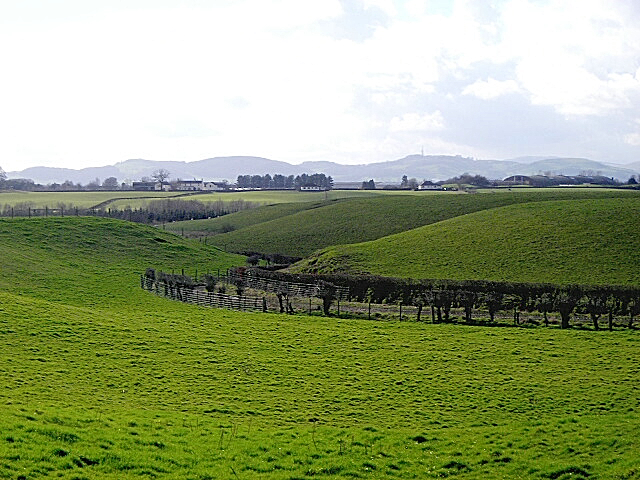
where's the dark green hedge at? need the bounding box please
[241,268,640,329]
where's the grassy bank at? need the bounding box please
[203,189,640,257]
[295,197,640,286]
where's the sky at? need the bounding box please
[1,0,640,172]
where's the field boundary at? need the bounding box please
[140,275,266,312]
[229,269,350,300]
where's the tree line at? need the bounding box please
[236,173,333,189]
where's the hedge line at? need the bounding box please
[242,268,640,329]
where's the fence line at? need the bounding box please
[230,270,350,300]
[141,276,266,312]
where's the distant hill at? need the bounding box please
[7,154,639,184]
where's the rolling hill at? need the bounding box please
[204,189,640,258]
[293,197,640,286]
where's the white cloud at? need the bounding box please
[624,120,640,146]
[390,111,444,132]
[462,78,520,99]
[1,0,640,171]
[500,0,640,116]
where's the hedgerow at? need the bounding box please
[240,267,640,329]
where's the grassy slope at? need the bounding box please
[164,200,330,234]
[0,217,639,479]
[295,197,640,286]
[207,189,640,257]
[108,189,382,210]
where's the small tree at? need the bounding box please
[275,285,293,314]
[580,289,608,331]
[535,291,555,327]
[102,176,119,189]
[202,273,217,293]
[554,287,582,329]
[152,169,171,183]
[433,289,454,322]
[479,291,504,323]
[361,179,375,190]
[247,254,260,266]
[316,280,337,316]
[233,277,245,297]
[0,166,6,183]
[457,290,476,323]
[86,177,101,190]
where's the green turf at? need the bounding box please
[294,197,640,286]
[164,200,330,234]
[1,217,639,479]
[205,189,640,257]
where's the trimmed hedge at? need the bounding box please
[242,268,640,329]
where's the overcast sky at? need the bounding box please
[1,0,640,172]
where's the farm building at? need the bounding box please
[133,181,166,191]
[203,181,229,191]
[175,180,204,191]
[417,180,442,190]
[300,184,326,191]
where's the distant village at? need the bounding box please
[0,167,637,192]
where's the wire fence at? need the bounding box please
[229,270,350,300]
[140,275,267,312]
[141,273,636,329]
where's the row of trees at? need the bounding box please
[236,173,333,190]
[243,269,640,329]
[0,175,125,191]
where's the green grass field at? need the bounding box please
[107,189,385,210]
[295,197,640,286]
[199,189,640,257]
[0,191,188,209]
[1,217,639,478]
[164,201,327,234]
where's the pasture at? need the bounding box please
[197,188,640,257]
[106,189,384,210]
[0,216,639,479]
[295,197,640,286]
[0,191,186,209]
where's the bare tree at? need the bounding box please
[0,166,6,182]
[151,169,171,183]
